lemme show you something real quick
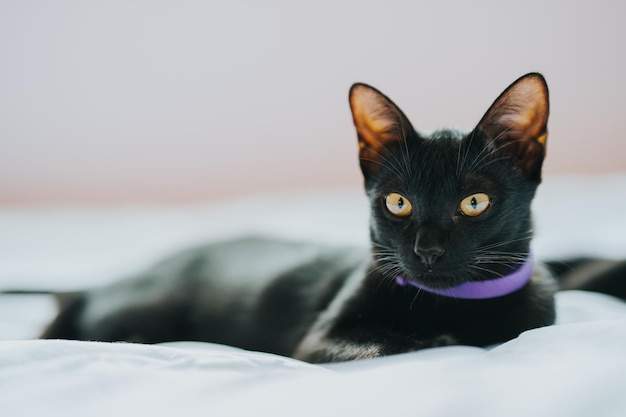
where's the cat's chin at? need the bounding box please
[399,266,472,290]
[407,274,464,290]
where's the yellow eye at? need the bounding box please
[385,193,412,217]
[460,193,491,217]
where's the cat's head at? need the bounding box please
[349,73,549,289]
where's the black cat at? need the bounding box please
[40,73,626,363]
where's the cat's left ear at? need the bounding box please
[474,73,549,180]
[349,83,415,179]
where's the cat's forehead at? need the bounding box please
[400,128,493,198]
[421,128,469,142]
[377,126,504,195]
[410,127,467,167]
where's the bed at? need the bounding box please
[1,174,626,417]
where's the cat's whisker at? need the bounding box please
[455,137,463,179]
[372,244,398,254]
[475,249,531,255]
[458,129,477,179]
[372,250,399,259]
[369,253,402,274]
[463,130,497,173]
[360,142,409,177]
[370,261,405,291]
[359,153,404,178]
[398,116,413,177]
[473,134,533,175]
[474,258,525,265]
[464,126,517,175]
[468,156,513,175]
[473,249,530,255]
[474,260,527,266]
[473,251,530,259]
[465,265,506,282]
[467,263,502,278]
[478,234,533,251]
[361,127,412,179]
[409,287,423,310]
[468,140,527,176]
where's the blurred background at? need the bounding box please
[1,0,625,205]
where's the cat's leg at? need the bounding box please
[40,292,86,340]
[41,270,194,343]
[42,289,191,343]
[293,327,457,363]
[555,259,626,300]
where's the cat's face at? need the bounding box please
[349,74,549,289]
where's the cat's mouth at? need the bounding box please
[393,254,490,290]
[372,247,492,290]
[404,271,467,290]
[396,257,528,291]
[388,259,471,290]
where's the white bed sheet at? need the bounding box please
[1,174,626,416]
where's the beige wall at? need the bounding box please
[1,1,625,205]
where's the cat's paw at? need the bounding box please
[297,340,385,363]
[351,343,384,360]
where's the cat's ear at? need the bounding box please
[474,73,549,180]
[349,83,414,178]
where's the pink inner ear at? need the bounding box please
[476,74,549,179]
[350,86,401,151]
[495,78,549,142]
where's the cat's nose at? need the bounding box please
[414,246,445,268]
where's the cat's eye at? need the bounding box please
[459,193,491,217]
[385,193,412,217]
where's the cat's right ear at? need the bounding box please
[349,83,414,178]
[473,73,549,181]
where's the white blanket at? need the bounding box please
[1,174,626,416]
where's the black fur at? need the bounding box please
[41,74,623,363]
[547,258,626,300]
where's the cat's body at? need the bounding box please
[42,236,556,361]
[47,238,366,358]
[42,74,625,362]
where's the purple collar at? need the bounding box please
[395,255,533,300]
